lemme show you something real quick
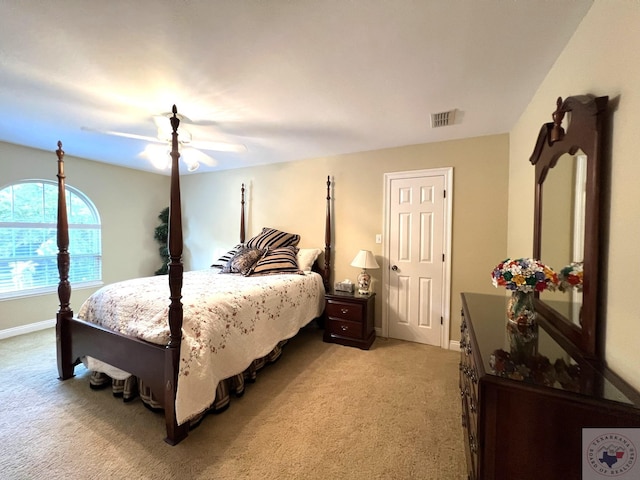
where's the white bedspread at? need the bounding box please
[78,268,325,424]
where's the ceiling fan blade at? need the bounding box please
[182,147,217,168]
[81,127,163,144]
[152,115,246,152]
[154,113,222,127]
[190,139,247,153]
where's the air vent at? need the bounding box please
[430,109,456,128]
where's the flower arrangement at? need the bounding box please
[558,261,583,292]
[491,258,558,293]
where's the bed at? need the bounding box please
[55,105,333,445]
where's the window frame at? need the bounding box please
[0,179,103,301]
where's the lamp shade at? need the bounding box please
[350,250,379,270]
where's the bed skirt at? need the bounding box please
[88,340,287,427]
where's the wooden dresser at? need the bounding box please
[460,293,640,480]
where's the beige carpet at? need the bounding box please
[0,325,466,479]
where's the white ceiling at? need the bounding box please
[0,0,593,175]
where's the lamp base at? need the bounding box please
[357,270,371,295]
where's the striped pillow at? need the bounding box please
[249,246,302,276]
[245,227,300,250]
[211,244,244,268]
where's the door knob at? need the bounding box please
[391,265,398,271]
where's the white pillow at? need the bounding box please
[296,248,322,272]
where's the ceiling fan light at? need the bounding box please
[142,144,170,170]
[181,147,200,172]
[150,154,170,170]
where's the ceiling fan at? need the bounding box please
[82,111,247,172]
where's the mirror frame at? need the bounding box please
[530,95,608,359]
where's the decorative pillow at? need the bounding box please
[296,248,322,272]
[249,246,303,276]
[211,244,244,268]
[220,248,264,275]
[245,227,300,250]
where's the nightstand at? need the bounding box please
[323,291,375,349]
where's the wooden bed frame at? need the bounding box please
[55,105,332,445]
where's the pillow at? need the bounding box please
[297,248,322,272]
[245,227,300,250]
[220,248,264,275]
[249,246,303,276]
[211,244,243,268]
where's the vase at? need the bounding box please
[506,290,536,326]
[506,321,539,363]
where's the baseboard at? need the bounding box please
[376,327,461,352]
[0,319,55,340]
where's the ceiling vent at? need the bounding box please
[430,109,456,128]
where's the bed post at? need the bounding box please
[55,142,75,380]
[323,176,332,291]
[240,183,246,244]
[164,105,189,445]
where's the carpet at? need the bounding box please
[0,325,466,479]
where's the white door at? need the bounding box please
[384,169,451,347]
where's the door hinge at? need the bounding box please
[440,317,443,325]
[442,253,445,262]
[443,190,446,198]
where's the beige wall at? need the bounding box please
[508,1,640,390]
[182,133,509,344]
[0,134,509,348]
[0,142,169,330]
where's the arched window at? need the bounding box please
[0,180,102,299]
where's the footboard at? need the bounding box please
[56,315,187,443]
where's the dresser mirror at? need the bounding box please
[530,95,608,359]
[539,150,586,327]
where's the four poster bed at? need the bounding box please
[55,106,333,445]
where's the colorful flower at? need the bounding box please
[558,261,583,292]
[491,258,558,293]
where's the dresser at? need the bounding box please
[323,291,375,349]
[460,293,640,480]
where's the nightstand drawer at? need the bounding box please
[326,318,363,339]
[326,301,363,322]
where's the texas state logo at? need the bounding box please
[586,432,637,477]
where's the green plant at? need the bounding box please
[154,207,169,275]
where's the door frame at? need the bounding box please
[381,168,453,349]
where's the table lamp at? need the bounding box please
[350,250,379,295]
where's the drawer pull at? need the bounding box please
[340,325,349,331]
[469,435,478,453]
[340,308,349,314]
